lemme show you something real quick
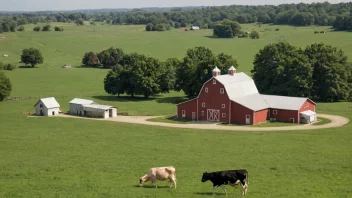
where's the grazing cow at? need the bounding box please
[201,169,248,196]
[139,166,176,189]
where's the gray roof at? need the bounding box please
[69,98,95,105]
[261,94,311,111]
[233,93,269,111]
[34,97,60,108]
[215,73,259,99]
[83,104,116,110]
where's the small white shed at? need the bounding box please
[83,104,117,119]
[300,110,317,123]
[191,26,200,30]
[69,98,96,116]
[34,97,60,116]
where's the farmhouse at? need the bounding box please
[177,66,317,125]
[34,97,60,116]
[69,98,117,119]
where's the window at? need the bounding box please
[213,79,216,84]
[290,118,295,123]
[182,110,186,117]
[246,115,250,119]
[201,111,204,116]
[202,102,205,107]
[220,88,224,94]
[222,113,226,118]
[222,104,225,108]
[40,104,43,108]
[273,110,277,115]
[205,87,208,93]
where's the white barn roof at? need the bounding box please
[83,104,116,110]
[233,93,269,111]
[261,94,310,111]
[300,110,316,116]
[69,98,94,105]
[34,97,60,108]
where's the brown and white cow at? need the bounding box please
[139,166,177,189]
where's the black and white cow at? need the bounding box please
[201,169,249,196]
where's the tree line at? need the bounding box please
[101,43,352,102]
[1,2,352,33]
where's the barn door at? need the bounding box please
[192,112,196,120]
[245,115,251,125]
[207,109,220,122]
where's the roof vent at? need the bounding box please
[212,66,221,77]
[228,66,236,76]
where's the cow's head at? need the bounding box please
[201,172,209,182]
[139,174,148,187]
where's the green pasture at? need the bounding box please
[0,23,351,197]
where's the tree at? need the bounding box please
[0,72,12,101]
[213,19,242,38]
[98,47,124,68]
[33,26,40,32]
[82,51,99,67]
[251,42,313,97]
[304,43,351,102]
[54,26,64,31]
[146,23,154,31]
[104,65,128,97]
[159,58,180,93]
[249,30,260,39]
[20,48,44,67]
[17,26,25,31]
[176,46,239,97]
[75,18,84,25]
[42,24,51,31]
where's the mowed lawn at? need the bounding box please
[0,23,352,197]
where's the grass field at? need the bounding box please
[0,23,351,197]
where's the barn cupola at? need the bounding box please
[212,66,221,77]
[228,66,236,76]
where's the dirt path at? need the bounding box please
[55,114,349,131]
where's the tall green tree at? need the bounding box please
[0,72,12,101]
[159,58,180,93]
[82,51,99,67]
[20,48,44,67]
[176,46,239,97]
[251,42,313,97]
[213,19,242,38]
[98,47,124,68]
[304,43,351,102]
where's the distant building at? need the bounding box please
[34,97,60,116]
[191,26,200,30]
[69,98,117,119]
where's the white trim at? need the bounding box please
[229,100,231,124]
[176,77,215,106]
[202,102,205,107]
[253,111,255,125]
[205,87,208,93]
[213,79,216,84]
[207,109,220,122]
[273,110,277,115]
[220,88,224,94]
[222,104,225,108]
[222,113,226,118]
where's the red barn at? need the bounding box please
[177,66,317,125]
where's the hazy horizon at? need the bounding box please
[2,0,351,12]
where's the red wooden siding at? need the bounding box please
[177,99,197,120]
[254,109,269,124]
[198,78,231,123]
[299,100,315,113]
[269,109,299,123]
[231,101,254,125]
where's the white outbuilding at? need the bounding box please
[83,104,117,119]
[300,110,317,123]
[34,97,60,116]
[69,98,96,116]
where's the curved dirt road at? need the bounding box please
[56,113,349,131]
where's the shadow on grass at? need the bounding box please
[204,35,231,39]
[18,65,36,68]
[194,192,221,196]
[156,96,189,104]
[132,185,170,189]
[78,65,110,69]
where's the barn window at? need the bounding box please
[182,110,186,117]
[222,104,225,108]
[220,88,224,94]
[222,113,226,118]
[40,104,43,108]
[290,118,295,123]
[205,87,208,93]
[273,110,277,115]
[213,79,216,84]
[201,111,204,116]
[202,102,205,107]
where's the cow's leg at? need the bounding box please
[220,185,227,196]
[173,178,177,189]
[152,179,158,188]
[213,185,218,195]
[240,180,248,196]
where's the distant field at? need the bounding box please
[0,23,351,197]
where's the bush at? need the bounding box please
[3,64,16,70]
[33,26,40,32]
[0,72,12,101]
[54,26,64,31]
[275,28,280,31]
[18,26,25,31]
[320,31,326,33]
[249,30,260,39]
[314,31,319,34]
[42,24,51,31]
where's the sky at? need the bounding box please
[2,0,351,12]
